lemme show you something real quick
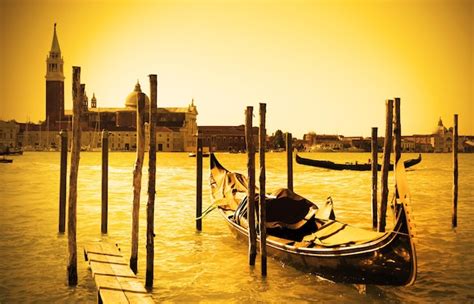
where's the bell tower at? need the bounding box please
[45,23,65,125]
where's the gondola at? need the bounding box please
[295,153,422,171]
[210,153,417,286]
[0,158,13,163]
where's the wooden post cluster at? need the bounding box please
[130,92,146,274]
[146,74,157,288]
[452,114,458,228]
[58,129,68,233]
[259,103,267,276]
[67,67,83,286]
[371,127,378,230]
[101,130,109,234]
[286,133,293,191]
[196,137,203,231]
[378,99,393,232]
[245,106,257,266]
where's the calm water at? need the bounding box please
[0,152,473,303]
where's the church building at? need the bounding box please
[18,24,197,152]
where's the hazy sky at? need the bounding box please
[0,0,472,137]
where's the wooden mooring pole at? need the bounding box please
[196,136,203,231]
[286,132,293,191]
[101,130,109,234]
[371,127,378,230]
[259,103,267,276]
[130,92,146,274]
[67,67,82,285]
[393,98,402,208]
[393,98,401,165]
[59,129,68,233]
[378,99,393,232]
[452,114,458,228]
[245,106,257,266]
[146,74,157,288]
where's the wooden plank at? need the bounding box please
[84,242,154,303]
[116,277,148,293]
[95,275,147,294]
[87,253,127,265]
[95,275,122,290]
[101,242,122,255]
[90,261,136,278]
[85,243,123,258]
[99,289,129,304]
[110,263,137,278]
[125,292,155,304]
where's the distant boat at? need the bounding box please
[188,152,210,158]
[296,153,422,171]
[0,148,23,156]
[0,158,13,163]
[209,153,417,286]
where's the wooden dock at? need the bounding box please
[84,242,154,304]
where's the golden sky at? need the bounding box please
[0,0,472,137]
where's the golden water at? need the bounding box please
[0,152,473,302]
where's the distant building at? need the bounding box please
[45,23,65,128]
[432,117,454,152]
[15,24,198,152]
[198,125,258,152]
[302,133,343,151]
[0,121,19,150]
[340,136,372,152]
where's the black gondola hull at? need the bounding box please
[295,154,422,171]
[220,206,415,286]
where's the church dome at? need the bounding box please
[125,81,150,108]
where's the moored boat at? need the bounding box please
[295,153,422,171]
[0,148,23,156]
[189,152,210,157]
[210,153,417,286]
[0,158,13,163]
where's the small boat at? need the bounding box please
[0,158,13,163]
[295,153,422,171]
[0,148,23,156]
[188,152,210,158]
[210,153,417,286]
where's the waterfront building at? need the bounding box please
[63,83,198,152]
[198,125,258,152]
[0,121,20,150]
[302,133,344,151]
[432,117,453,152]
[14,24,198,152]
